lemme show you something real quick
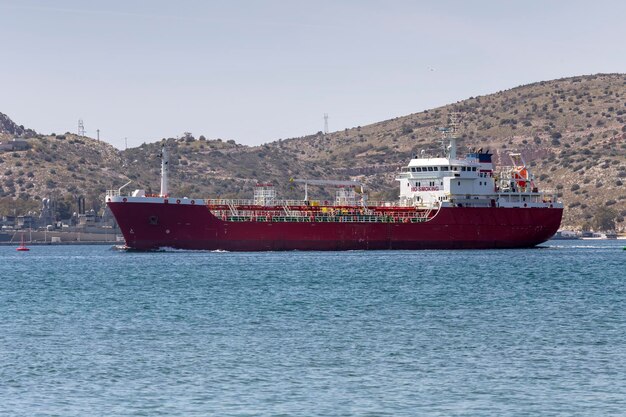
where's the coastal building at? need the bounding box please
[78,209,97,226]
[17,215,35,229]
[0,138,29,152]
[0,215,16,228]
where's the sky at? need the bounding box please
[1,0,625,149]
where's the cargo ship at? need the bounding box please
[106,126,562,251]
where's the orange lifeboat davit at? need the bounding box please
[513,167,529,188]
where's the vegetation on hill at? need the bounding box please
[0,132,126,218]
[1,74,625,230]
[0,112,36,137]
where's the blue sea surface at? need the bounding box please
[1,240,625,416]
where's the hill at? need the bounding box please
[1,73,625,230]
[0,131,127,217]
[0,112,36,138]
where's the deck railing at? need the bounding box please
[213,213,434,223]
[204,198,419,209]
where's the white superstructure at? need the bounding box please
[396,128,561,210]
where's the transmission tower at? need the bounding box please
[78,119,85,136]
[324,113,329,135]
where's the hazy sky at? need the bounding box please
[1,0,625,149]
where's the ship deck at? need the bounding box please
[204,200,438,223]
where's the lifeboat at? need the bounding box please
[513,167,529,188]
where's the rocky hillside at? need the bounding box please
[0,112,36,138]
[0,132,127,216]
[1,74,625,230]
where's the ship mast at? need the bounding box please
[443,113,460,160]
[437,112,460,159]
[160,144,169,197]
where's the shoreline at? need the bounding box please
[0,241,119,246]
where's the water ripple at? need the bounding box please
[0,240,625,416]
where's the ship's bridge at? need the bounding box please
[397,156,488,183]
[397,153,498,208]
[402,157,483,176]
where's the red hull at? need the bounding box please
[108,202,563,251]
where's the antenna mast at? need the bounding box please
[324,113,329,135]
[437,112,461,159]
[78,119,85,137]
[160,145,169,197]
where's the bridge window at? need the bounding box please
[416,167,422,172]
[427,167,433,171]
[472,167,477,171]
[441,166,449,171]
[411,167,416,172]
[461,167,466,171]
[433,166,439,171]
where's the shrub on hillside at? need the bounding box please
[592,206,617,231]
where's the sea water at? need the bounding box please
[1,241,625,416]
